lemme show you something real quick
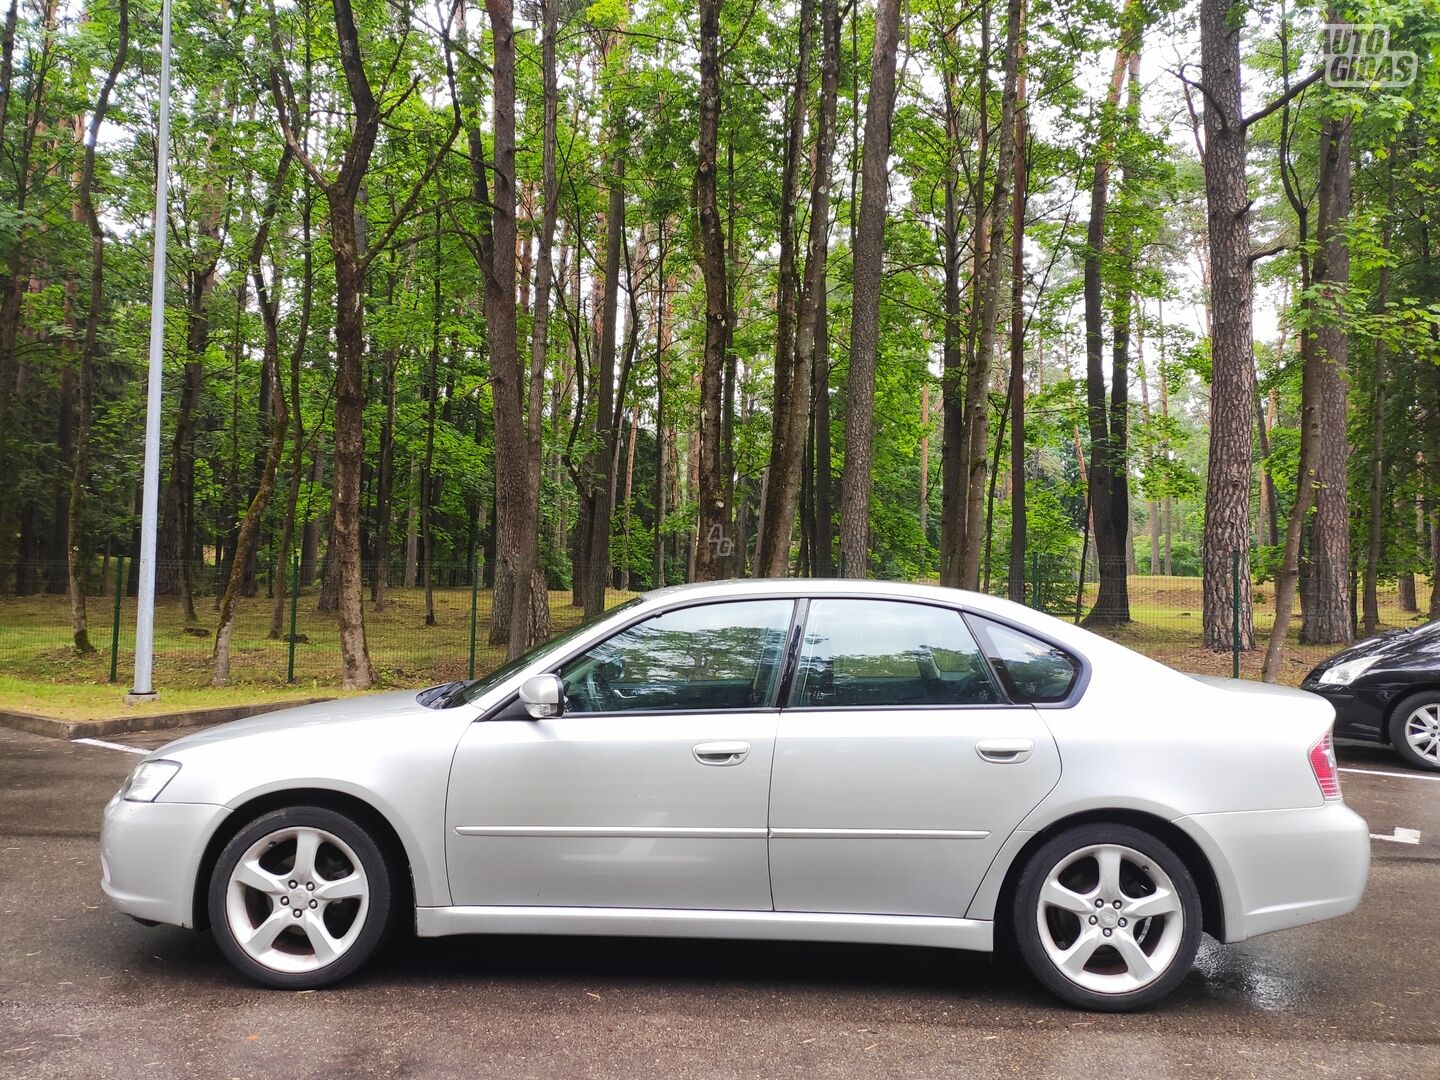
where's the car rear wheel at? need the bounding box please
[1388,692,1440,772]
[208,806,393,989]
[1012,823,1202,1011]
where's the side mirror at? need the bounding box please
[518,674,565,719]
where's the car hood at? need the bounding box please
[151,690,437,758]
[1304,621,1440,680]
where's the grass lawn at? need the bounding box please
[1077,575,1424,683]
[0,585,638,720]
[0,575,1422,720]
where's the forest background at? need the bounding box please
[0,0,1436,703]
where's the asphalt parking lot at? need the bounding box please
[1,724,1437,1080]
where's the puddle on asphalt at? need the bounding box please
[1191,940,1305,1011]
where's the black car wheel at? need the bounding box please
[1388,691,1440,772]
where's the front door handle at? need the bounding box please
[976,738,1034,764]
[693,741,750,766]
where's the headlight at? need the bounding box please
[1317,657,1379,686]
[121,760,181,802]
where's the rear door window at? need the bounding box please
[790,599,1003,708]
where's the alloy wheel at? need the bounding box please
[1035,842,1185,996]
[224,825,370,974]
[1403,704,1440,766]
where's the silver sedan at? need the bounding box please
[100,580,1370,1010]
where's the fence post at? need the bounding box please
[287,556,300,684]
[1232,550,1241,680]
[108,557,124,684]
[1031,551,1039,609]
[468,561,480,680]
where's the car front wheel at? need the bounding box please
[207,805,393,989]
[1388,692,1440,772]
[1012,823,1202,1011]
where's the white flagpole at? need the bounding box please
[129,0,172,703]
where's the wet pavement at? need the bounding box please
[1,723,1437,1079]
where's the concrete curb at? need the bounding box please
[0,698,330,742]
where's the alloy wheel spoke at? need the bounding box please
[291,829,321,882]
[1095,846,1124,899]
[233,858,287,897]
[1111,929,1160,984]
[1124,887,1179,920]
[1040,876,1094,916]
[301,912,343,964]
[314,872,365,902]
[1057,928,1103,978]
[243,909,291,955]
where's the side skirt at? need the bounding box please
[414,905,994,952]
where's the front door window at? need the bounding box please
[558,599,794,713]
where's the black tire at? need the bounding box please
[207,805,393,989]
[1011,823,1202,1012]
[1387,691,1440,772]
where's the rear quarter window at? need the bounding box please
[967,615,1080,704]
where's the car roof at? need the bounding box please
[641,577,1005,611]
[632,578,1107,662]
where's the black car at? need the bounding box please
[1302,622,1440,771]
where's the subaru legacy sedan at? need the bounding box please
[101,580,1369,1011]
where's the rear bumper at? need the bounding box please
[1177,802,1370,942]
[100,792,229,929]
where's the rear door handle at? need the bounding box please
[976,738,1034,764]
[693,741,750,766]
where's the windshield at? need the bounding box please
[443,597,643,707]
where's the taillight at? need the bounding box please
[1309,731,1341,800]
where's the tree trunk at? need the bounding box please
[837,0,902,578]
[812,281,834,576]
[937,23,967,588]
[506,0,559,652]
[421,227,441,628]
[754,0,815,577]
[1261,302,1321,681]
[371,342,397,610]
[482,0,533,651]
[68,1,129,654]
[1006,11,1028,603]
[1081,27,1138,624]
[330,221,376,687]
[215,147,294,684]
[956,0,1022,588]
[1299,109,1352,646]
[1199,0,1256,651]
[268,178,312,639]
[694,0,730,581]
[579,73,625,613]
[620,405,640,589]
[1363,159,1396,637]
[404,459,420,588]
[268,0,457,686]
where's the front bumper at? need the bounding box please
[1178,802,1370,942]
[1299,678,1405,742]
[100,792,230,928]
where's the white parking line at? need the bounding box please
[1339,766,1440,783]
[72,737,147,756]
[1370,827,1422,845]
